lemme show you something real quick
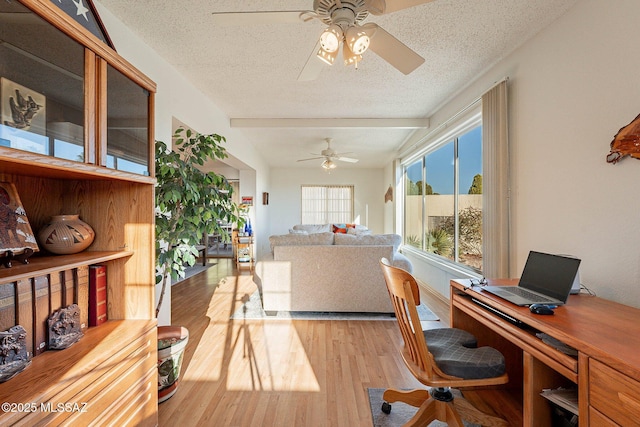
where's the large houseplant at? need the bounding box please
[155,127,243,402]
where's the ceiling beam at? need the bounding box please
[230,118,430,129]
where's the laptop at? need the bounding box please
[482,251,581,306]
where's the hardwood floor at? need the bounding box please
[159,259,520,426]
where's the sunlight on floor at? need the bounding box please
[181,272,321,392]
[224,321,321,392]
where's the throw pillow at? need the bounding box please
[269,232,334,252]
[334,233,402,252]
[289,229,308,235]
[347,227,371,236]
[332,223,356,233]
[292,224,331,234]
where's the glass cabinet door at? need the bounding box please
[106,64,150,176]
[0,1,85,161]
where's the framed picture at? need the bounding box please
[0,182,39,256]
[1,77,46,137]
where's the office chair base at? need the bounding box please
[382,387,508,427]
[430,387,454,402]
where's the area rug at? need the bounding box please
[230,291,439,321]
[171,262,216,286]
[367,388,480,427]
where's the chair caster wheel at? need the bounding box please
[381,401,392,414]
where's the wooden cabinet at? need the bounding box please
[0,1,157,425]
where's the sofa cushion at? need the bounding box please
[392,252,413,273]
[269,231,334,252]
[334,233,401,252]
[292,224,331,234]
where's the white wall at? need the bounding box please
[267,167,386,251]
[399,0,640,307]
[94,1,271,325]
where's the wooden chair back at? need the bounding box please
[380,258,441,383]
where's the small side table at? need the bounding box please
[234,235,254,272]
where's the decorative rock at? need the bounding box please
[0,325,31,382]
[48,304,83,350]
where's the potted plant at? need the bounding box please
[154,127,244,402]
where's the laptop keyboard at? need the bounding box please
[509,287,554,303]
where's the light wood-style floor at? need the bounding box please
[158,259,519,426]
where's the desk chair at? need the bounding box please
[379,258,509,427]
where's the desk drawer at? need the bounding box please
[589,407,619,426]
[589,359,640,426]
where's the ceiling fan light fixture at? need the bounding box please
[317,45,337,65]
[343,43,363,68]
[319,24,343,53]
[322,159,337,170]
[345,26,370,55]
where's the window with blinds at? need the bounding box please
[301,185,354,224]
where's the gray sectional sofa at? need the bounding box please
[253,227,412,313]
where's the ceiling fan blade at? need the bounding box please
[337,156,359,163]
[211,11,309,26]
[297,156,324,162]
[367,0,436,16]
[298,40,325,81]
[363,23,425,75]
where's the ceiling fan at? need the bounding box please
[297,138,359,169]
[211,0,435,80]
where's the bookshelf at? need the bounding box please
[0,1,157,425]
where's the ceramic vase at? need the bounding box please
[38,214,95,255]
[157,326,189,403]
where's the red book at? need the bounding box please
[89,265,107,327]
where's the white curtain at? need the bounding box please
[482,80,510,277]
[301,185,354,224]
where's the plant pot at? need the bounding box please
[157,325,189,403]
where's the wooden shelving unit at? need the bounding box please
[0,1,158,425]
[235,235,254,272]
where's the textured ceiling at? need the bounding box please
[97,0,578,169]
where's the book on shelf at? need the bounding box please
[76,265,89,330]
[32,275,50,356]
[0,281,15,333]
[62,269,76,307]
[89,265,107,327]
[49,271,62,314]
[540,387,579,416]
[15,278,33,356]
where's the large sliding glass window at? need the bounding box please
[403,116,483,271]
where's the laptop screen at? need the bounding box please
[519,251,581,302]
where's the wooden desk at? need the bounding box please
[450,279,640,426]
